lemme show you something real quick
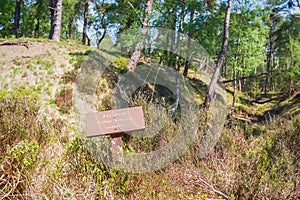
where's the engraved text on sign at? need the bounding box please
[85,106,145,137]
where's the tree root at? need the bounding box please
[0,41,30,49]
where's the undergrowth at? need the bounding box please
[0,41,299,199]
[0,86,45,198]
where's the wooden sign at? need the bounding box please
[85,106,145,137]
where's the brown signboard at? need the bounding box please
[85,106,145,137]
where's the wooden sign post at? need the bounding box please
[85,106,145,164]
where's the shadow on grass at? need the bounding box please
[69,49,92,56]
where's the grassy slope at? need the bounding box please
[0,39,299,199]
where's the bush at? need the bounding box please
[0,86,42,155]
[233,116,300,199]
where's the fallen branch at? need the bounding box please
[250,97,279,104]
[194,177,232,200]
[0,41,30,49]
[222,69,289,84]
[233,114,254,122]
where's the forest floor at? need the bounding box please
[0,39,299,199]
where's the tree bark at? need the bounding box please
[49,0,55,39]
[52,0,62,41]
[68,16,73,39]
[13,0,22,38]
[204,0,232,110]
[264,31,273,95]
[168,5,177,69]
[127,0,153,71]
[172,73,180,122]
[183,8,195,77]
[82,0,89,45]
[97,29,106,49]
[230,64,237,116]
[96,11,107,48]
[49,0,62,41]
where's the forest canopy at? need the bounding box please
[1,0,299,96]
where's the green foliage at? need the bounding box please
[69,51,89,70]
[0,0,15,38]
[6,140,39,170]
[61,0,82,40]
[275,16,300,93]
[193,3,224,58]
[244,123,266,138]
[105,0,142,32]
[1,140,40,197]
[225,4,268,94]
[40,58,55,70]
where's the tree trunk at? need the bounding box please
[127,0,153,71]
[168,5,177,69]
[172,73,180,122]
[82,0,89,45]
[265,33,273,95]
[97,13,107,48]
[49,0,55,39]
[231,64,237,116]
[34,20,40,38]
[13,0,22,38]
[204,0,232,110]
[176,1,186,71]
[97,29,106,49]
[68,16,73,39]
[52,0,62,41]
[49,0,62,41]
[183,8,195,77]
[238,70,242,91]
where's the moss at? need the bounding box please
[112,56,129,73]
